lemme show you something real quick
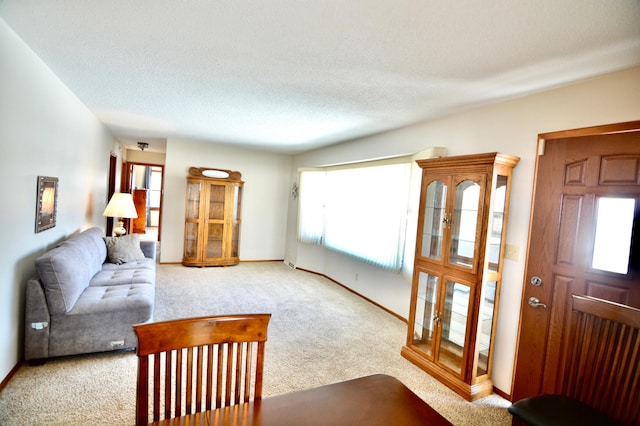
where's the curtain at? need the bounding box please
[297,171,325,245]
[298,163,411,271]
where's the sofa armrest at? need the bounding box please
[140,241,156,262]
[24,279,51,360]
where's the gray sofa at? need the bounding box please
[24,227,156,361]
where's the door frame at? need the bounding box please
[511,119,640,400]
[121,161,165,241]
[106,152,118,236]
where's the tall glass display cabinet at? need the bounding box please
[401,152,519,401]
[183,167,243,267]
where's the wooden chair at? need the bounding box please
[133,313,271,426]
[509,295,640,426]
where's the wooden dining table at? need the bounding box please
[150,374,453,425]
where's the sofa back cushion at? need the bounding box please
[104,234,146,264]
[35,227,107,314]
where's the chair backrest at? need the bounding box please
[133,313,271,426]
[561,295,640,425]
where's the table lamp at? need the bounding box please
[102,192,138,236]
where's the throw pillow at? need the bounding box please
[104,234,146,264]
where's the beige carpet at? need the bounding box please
[0,262,512,425]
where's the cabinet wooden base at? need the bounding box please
[182,258,239,267]
[401,346,494,402]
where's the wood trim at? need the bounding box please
[107,153,118,236]
[0,360,22,393]
[492,385,510,401]
[295,267,408,324]
[416,152,519,170]
[572,294,640,327]
[539,120,640,140]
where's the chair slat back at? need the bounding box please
[133,314,271,426]
[562,295,640,425]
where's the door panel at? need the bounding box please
[556,194,583,266]
[512,123,640,402]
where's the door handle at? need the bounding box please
[528,297,547,308]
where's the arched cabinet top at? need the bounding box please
[188,167,243,183]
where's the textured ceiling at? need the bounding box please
[1,1,639,153]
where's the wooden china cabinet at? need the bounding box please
[401,152,519,401]
[182,167,243,267]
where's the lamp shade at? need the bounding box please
[102,193,138,219]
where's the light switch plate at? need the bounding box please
[505,244,521,261]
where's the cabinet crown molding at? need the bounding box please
[188,167,243,182]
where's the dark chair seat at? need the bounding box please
[508,394,622,426]
[509,296,640,425]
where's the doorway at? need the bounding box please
[106,153,117,236]
[511,121,640,402]
[122,162,164,242]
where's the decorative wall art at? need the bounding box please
[35,176,58,233]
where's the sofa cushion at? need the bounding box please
[101,257,156,271]
[90,267,155,287]
[104,234,146,264]
[59,227,107,273]
[71,283,155,315]
[47,283,155,357]
[35,227,107,314]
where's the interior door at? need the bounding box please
[122,161,164,241]
[512,122,640,402]
[106,153,117,236]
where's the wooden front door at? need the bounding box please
[511,121,640,402]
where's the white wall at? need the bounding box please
[125,149,166,166]
[0,19,116,382]
[286,66,640,395]
[160,138,292,263]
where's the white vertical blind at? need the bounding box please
[297,171,325,245]
[297,163,412,271]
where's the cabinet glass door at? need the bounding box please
[184,182,201,258]
[449,179,481,269]
[412,271,440,359]
[205,184,225,259]
[477,281,497,376]
[233,186,242,221]
[488,176,508,272]
[205,223,223,258]
[186,182,201,219]
[184,223,199,258]
[208,184,225,220]
[421,179,447,260]
[231,185,242,257]
[438,280,472,375]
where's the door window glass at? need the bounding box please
[591,197,635,274]
[149,167,162,208]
